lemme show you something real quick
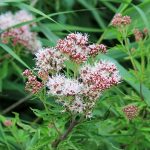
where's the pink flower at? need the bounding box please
[3,120,12,127]
[35,48,66,73]
[80,60,121,99]
[56,33,88,63]
[69,96,85,113]
[56,33,106,63]
[123,105,138,120]
[88,44,107,56]
[47,75,83,96]
[23,32,121,118]
[133,28,143,41]
[23,69,43,94]
[111,13,131,27]
[0,10,41,52]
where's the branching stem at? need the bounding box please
[52,118,79,148]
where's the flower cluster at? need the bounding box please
[88,44,107,56]
[35,48,66,73]
[133,29,143,41]
[45,60,120,117]
[0,10,41,52]
[3,120,13,127]
[133,28,149,42]
[68,96,85,114]
[23,69,43,94]
[23,33,121,118]
[56,33,106,63]
[80,61,121,99]
[123,105,138,120]
[111,13,131,27]
[47,75,83,96]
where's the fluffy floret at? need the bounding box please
[35,48,66,73]
[0,10,41,52]
[47,75,83,96]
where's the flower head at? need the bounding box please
[123,105,138,120]
[56,33,106,63]
[3,120,13,127]
[47,75,82,96]
[69,96,85,113]
[35,48,66,73]
[23,69,43,94]
[23,32,121,118]
[133,28,143,41]
[143,28,149,35]
[88,44,107,56]
[56,33,88,63]
[111,13,131,27]
[0,12,15,30]
[15,10,34,24]
[80,60,121,99]
[0,10,41,52]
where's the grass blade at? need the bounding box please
[131,4,149,29]
[97,54,150,106]
[14,3,71,33]
[78,0,106,29]
[0,43,30,68]
[39,23,59,44]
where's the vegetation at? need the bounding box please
[0,0,150,150]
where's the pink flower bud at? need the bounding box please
[3,120,12,127]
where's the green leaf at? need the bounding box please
[1,0,25,3]
[77,0,106,29]
[15,3,70,32]
[0,43,30,68]
[39,23,59,44]
[11,61,23,76]
[35,23,103,33]
[97,54,150,106]
[0,124,11,150]
[3,81,25,93]
[101,1,117,13]
[131,4,150,30]
[0,60,8,79]
[124,1,150,29]
[0,60,8,92]
[26,132,39,150]
[117,0,132,13]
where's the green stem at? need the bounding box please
[121,27,138,78]
[39,90,61,135]
[9,128,24,150]
[139,40,145,101]
[122,28,145,102]
[73,63,79,78]
[52,117,79,148]
[0,124,11,150]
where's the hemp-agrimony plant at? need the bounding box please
[23,32,121,148]
[0,10,41,53]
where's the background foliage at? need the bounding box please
[0,0,150,149]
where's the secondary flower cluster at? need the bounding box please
[123,105,138,120]
[3,120,13,127]
[80,61,121,99]
[0,10,41,52]
[133,28,149,42]
[47,75,83,96]
[23,69,43,94]
[35,48,66,73]
[23,33,121,118]
[56,33,107,63]
[111,13,131,27]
